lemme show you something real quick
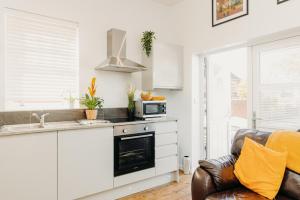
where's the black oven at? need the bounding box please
[114,124,155,177]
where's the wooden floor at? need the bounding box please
[119,172,192,200]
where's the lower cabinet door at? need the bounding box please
[156,144,178,158]
[156,156,178,176]
[0,132,57,200]
[58,127,114,200]
[156,132,178,146]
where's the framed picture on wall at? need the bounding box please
[277,0,289,4]
[212,0,249,27]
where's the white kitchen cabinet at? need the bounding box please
[155,121,178,133]
[156,156,178,176]
[142,42,183,90]
[0,132,57,200]
[156,132,178,146]
[58,127,114,200]
[155,121,179,177]
[156,144,178,158]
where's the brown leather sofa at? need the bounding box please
[191,129,300,200]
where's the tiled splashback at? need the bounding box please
[0,108,128,126]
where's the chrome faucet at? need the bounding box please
[0,119,3,130]
[32,113,50,128]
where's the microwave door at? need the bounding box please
[144,104,159,114]
[143,104,165,115]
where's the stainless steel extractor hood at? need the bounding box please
[95,28,147,73]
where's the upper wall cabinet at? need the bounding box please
[142,42,183,90]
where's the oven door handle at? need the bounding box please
[121,134,153,140]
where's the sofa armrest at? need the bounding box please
[192,167,217,200]
[199,155,240,191]
[280,169,300,199]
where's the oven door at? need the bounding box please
[114,132,155,177]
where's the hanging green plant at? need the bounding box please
[141,31,156,57]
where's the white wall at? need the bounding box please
[0,9,4,111]
[170,0,300,167]
[175,0,300,51]
[0,0,188,168]
[0,0,179,108]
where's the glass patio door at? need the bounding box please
[252,36,300,131]
[206,48,248,159]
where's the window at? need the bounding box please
[253,37,300,131]
[4,9,79,110]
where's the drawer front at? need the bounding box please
[155,121,177,134]
[156,156,178,175]
[156,144,177,159]
[156,132,177,146]
[114,168,155,188]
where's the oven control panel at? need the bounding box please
[114,123,155,136]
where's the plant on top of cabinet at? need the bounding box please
[127,84,136,119]
[141,31,156,57]
[80,77,104,120]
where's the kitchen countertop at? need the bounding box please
[0,117,177,137]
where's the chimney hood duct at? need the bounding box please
[95,28,147,73]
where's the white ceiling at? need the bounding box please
[152,0,184,6]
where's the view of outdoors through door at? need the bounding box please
[253,37,300,131]
[206,48,248,159]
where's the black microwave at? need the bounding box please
[135,100,166,118]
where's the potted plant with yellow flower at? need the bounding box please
[80,77,104,120]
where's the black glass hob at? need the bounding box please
[106,118,145,123]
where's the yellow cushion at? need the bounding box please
[234,137,287,199]
[266,131,300,174]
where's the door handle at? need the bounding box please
[121,134,153,140]
[252,111,263,129]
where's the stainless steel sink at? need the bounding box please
[1,121,79,132]
[1,124,40,132]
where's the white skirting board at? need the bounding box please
[78,171,178,200]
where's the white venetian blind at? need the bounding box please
[257,45,300,131]
[5,9,79,110]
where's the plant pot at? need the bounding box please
[85,109,98,120]
[127,109,135,120]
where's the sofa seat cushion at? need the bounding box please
[205,187,293,200]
